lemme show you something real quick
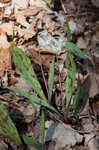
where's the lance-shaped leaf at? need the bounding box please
[12,28,15,42]
[12,44,47,102]
[40,110,45,150]
[65,42,86,59]
[48,57,55,102]
[66,18,71,42]
[23,135,41,150]
[65,52,76,119]
[65,76,72,119]
[0,101,22,144]
[66,52,76,86]
[7,87,61,116]
[73,76,82,115]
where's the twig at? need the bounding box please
[60,0,67,14]
[38,48,48,95]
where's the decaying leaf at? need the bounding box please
[29,0,47,9]
[0,29,12,77]
[0,141,8,150]
[0,28,10,48]
[12,0,29,10]
[15,26,36,40]
[15,11,30,28]
[89,71,99,98]
[14,6,65,41]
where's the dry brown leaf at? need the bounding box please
[0,46,12,77]
[77,37,88,49]
[14,77,32,92]
[92,31,99,44]
[19,104,35,123]
[28,49,51,69]
[78,76,90,113]
[15,26,36,40]
[12,0,29,10]
[0,29,12,77]
[27,47,66,71]
[0,28,10,48]
[13,6,65,42]
[14,8,44,40]
[15,12,30,28]
[29,0,47,9]
[0,22,14,35]
[15,7,41,28]
[89,94,99,119]
[0,0,10,3]
[1,72,8,86]
[0,141,8,150]
[9,76,16,85]
[15,6,65,40]
[17,6,41,16]
[85,134,97,150]
[89,71,99,98]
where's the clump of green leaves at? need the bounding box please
[0,19,87,149]
[65,18,86,119]
[4,43,57,150]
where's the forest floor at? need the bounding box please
[0,0,99,150]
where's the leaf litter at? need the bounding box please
[0,0,99,150]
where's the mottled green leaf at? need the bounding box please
[65,52,76,119]
[65,76,72,119]
[48,57,55,102]
[66,18,71,42]
[73,76,82,115]
[7,87,61,116]
[0,101,22,144]
[23,135,40,150]
[40,110,45,150]
[66,52,76,81]
[12,44,47,102]
[65,42,86,59]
